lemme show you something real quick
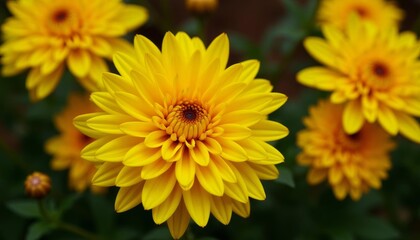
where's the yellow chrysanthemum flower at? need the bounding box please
[317,0,403,30]
[297,15,420,143]
[0,0,148,101]
[74,32,288,239]
[297,100,395,201]
[46,93,103,193]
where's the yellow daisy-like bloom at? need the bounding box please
[297,15,420,143]
[0,0,148,101]
[297,100,395,201]
[317,0,403,30]
[46,93,103,193]
[74,32,288,239]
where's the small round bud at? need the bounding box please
[186,0,218,13]
[24,172,51,199]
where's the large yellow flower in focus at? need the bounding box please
[0,0,148,101]
[297,15,420,143]
[317,0,403,30]
[46,93,103,193]
[297,100,395,201]
[74,32,288,239]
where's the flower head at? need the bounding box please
[74,32,288,239]
[317,0,403,30]
[25,172,51,199]
[0,0,148,101]
[297,100,394,200]
[45,93,103,193]
[297,15,420,143]
[186,0,218,13]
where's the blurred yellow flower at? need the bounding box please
[46,93,103,193]
[0,0,148,101]
[74,32,288,239]
[297,15,420,143]
[297,100,395,201]
[25,172,51,199]
[186,0,218,13]
[317,0,403,29]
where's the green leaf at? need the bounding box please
[26,221,54,240]
[353,217,399,240]
[143,226,171,240]
[6,200,41,219]
[58,194,82,215]
[275,166,295,188]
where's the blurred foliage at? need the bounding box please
[1,0,420,239]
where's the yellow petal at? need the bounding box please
[221,110,263,127]
[196,161,224,196]
[142,169,176,210]
[67,50,91,78]
[251,120,289,141]
[123,143,161,167]
[211,155,237,183]
[92,162,124,186]
[120,121,157,137]
[152,186,182,224]
[205,33,229,70]
[81,136,114,161]
[248,163,279,180]
[219,124,251,140]
[167,203,190,239]
[87,114,133,134]
[183,183,211,227]
[95,136,138,162]
[115,166,143,187]
[377,105,398,135]
[218,139,247,162]
[394,111,420,143]
[304,37,337,67]
[115,182,144,213]
[210,196,232,225]
[223,163,248,203]
[328,166,343,185]
[162,139,183,161]
[231,200,250,218]
[114,92,151,122]
[236,138,267,161]
[235,163,266,200]
[189,141,210,166]
[175,154,196,190]
[307,168,327,185]
[343,100,365,134]
[141,159,172,179]
[144,130,168,148]
[90,92,124,115]
[297,67,341,90]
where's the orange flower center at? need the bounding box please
[52,9,69,23]
[166,101,210,141]
[353,6,369,17]
[372,62,389,78]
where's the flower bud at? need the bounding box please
[24,172,51,199]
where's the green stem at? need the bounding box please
[37,199,50,220]
[58,222,99,240]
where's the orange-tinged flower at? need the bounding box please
[297,15,420,143]
[317,0,403,30]
[186,0,218,13]
[74,32,288,239]
[297,100,395,200]
[0,0,148,101]
[45,93,103,193]
[25,172,51,199]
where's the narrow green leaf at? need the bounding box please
[143,226,171,240]
[6,200,41,219]
[275,166,295,188]
[353,217,399,240]
[26,221,54,240]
